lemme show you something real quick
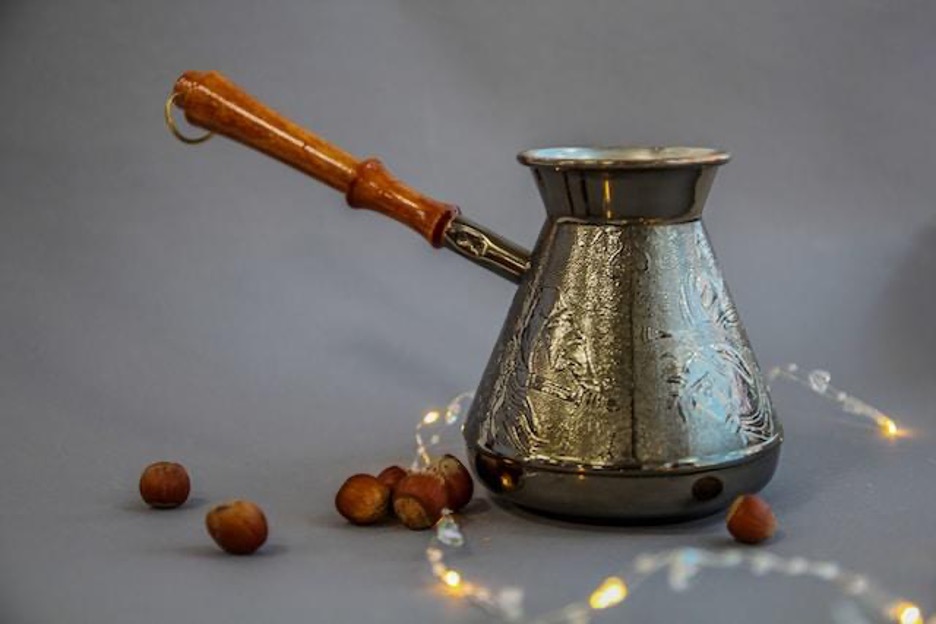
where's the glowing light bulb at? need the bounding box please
[442,570,462,589]
[423,410,441,425]
[588,576,628,610]
[879,417,901,439]
[891,601,923,624]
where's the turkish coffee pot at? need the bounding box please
[166,71,781,521]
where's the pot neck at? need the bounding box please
[519,147,729,223]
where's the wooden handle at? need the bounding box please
[171,71,459,247]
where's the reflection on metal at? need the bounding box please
[443,217,531,284]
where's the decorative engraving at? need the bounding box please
[661,226,774,445]
[483,276,545,455]
[668,343,774,445]
[468,220,778,470]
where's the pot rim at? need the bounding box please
[517,146,731,169]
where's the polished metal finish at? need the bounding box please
[523,147,727,223]
[471,441,780,521]
[443,217,531,284]
[462,148,780,521]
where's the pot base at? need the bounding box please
[468,437,781,523]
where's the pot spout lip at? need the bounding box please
[517,146,730,170]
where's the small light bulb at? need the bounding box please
[876,414,911,440]
[890,602,923,624]
[442,570,462,589]
[423,410,441,425]
[588,576,628,610]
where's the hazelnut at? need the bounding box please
[429,454,473,511]
[139,461,190,509]
[205,499,268,555]
[335,474,391,525]
[726,494,777,544]
[393,472,449,530]
[376,465,408,493]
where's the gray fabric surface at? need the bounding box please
[1,1,934,622]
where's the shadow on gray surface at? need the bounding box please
[118,496,209,514]
[169,543,290,558]
[483,496,792,549]
[487,496,724,533]
[459,498,493,516]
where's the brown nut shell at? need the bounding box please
[139,461,191,509]
[392,472,448,530]
[376,465,408,493]
[429,454,474,511]
[205,499,268,555]
[726,494,777,544]
[335,474,391,525]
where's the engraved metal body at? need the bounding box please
[462,147,781,521]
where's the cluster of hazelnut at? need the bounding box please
[335,454,474,529]
[138,461,268,555]
[140,456,775,556]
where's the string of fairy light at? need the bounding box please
[766,364,906,440]
[411,366,925,623]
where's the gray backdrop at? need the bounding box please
[2,1,935,622]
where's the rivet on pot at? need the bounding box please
[691,476,724,502]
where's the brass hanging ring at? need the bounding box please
[164,92,213,145]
